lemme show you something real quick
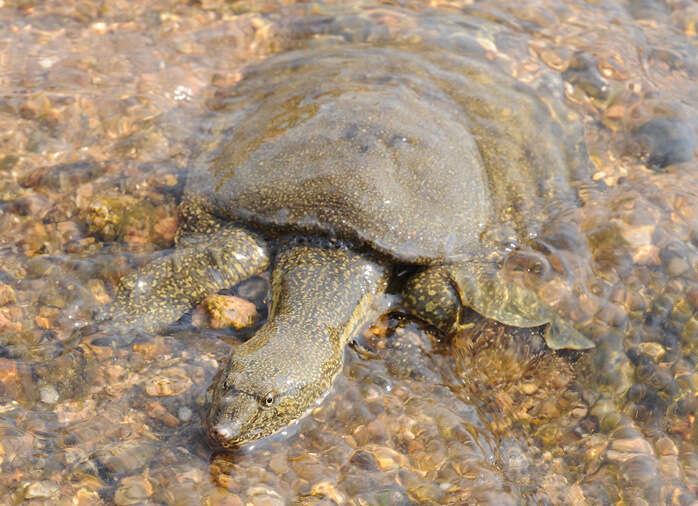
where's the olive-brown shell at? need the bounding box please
[187,45,589,263]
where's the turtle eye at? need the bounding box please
[262,392,275,408]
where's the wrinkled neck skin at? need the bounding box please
[205,242,389,448]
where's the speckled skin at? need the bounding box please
[206,244,388,446]
[102,45,595,448]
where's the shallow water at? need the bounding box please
[1,0,697,504]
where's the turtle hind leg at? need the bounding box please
[402,267,463,332]
[99,225,270,333]
[403,260,594,350]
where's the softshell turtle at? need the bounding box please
[101,44,595,448]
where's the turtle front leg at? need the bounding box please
[99,225,270,332]
[403,259,595,350]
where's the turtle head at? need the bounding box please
[204,327,342,448]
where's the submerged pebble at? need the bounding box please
[0,0,697,504]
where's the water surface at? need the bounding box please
[1,0,697,504]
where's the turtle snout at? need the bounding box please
[208,420,242,447]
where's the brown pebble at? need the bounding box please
[88,279,111,305]
[570,406,588,419]
[206,489,243,506]
[74,488,102,505]
[610,437,653,455]
[310,481,345,504]
[0,307,22,332]
[654,437,678,456]
[34,316,51,329]
[145,367,192,397]
[24,480,59,499]
[133,336,172,359]
[146,401,180,427]
[114,474,153,505]
[520,382,538,395]
[268,451,289,475]
[368,445,408,471]
[245,487,284,506]
[0,283,16,306]
[153,216,178,244]
[605,104,626,120]
[204,294,258,329]
[633,245,661,265]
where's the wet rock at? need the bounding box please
[627,0,669,20]
[610,437,653,455]
[96,441,155,474]
[23,480,59,499]
[39,384,60,404]
[349,450,379,471]
[205,489,243,506]
[0,283,16,306]
[73,488,102,505]
[114,474,153,505]
[268,450,289,475]
[177,406,193,422]
[290,453,330,482]
[203,294,258,329]
[245,486,284,506]
[306,481,345,504]
[145,367,193,397]
[367,445,408,472]
[563,52,610,100]
[631,117,696,170]
[146,401,180,427]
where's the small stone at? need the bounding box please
[97,441,154,474]
[520,382,538,395]
[114,475,153,505]
[153,216,177,244]
[368,445,408,471]
[106,364,125,382]
[74,488,101,505]
[206,489,243,506]
[631,117,696,169]
[268,451,289,475]
[0,307,22,332]
[145,367,192,396]
[39,384,59,404]
[610,437,653,455]
[633,245,661,266]
[34,316,50,329]
[638,342,665,361]
[667,257,689,277]
[204,294,258,329]
[655,437,678,456]
[146,401,180,427]
[310,481,345,504]
[290,453,328,482]
[245,486,284,506]
[178,406,193,422]
[0,283,16,306]
[570,406,588,419]
[88,279,111,305]
[619,224,653,247]
[24,480,58,499]
[658,456,682,481]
